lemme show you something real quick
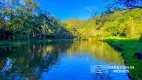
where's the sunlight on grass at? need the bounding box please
[105,38,142,80]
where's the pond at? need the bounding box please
[0,40,130,80]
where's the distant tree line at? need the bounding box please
[62,8,142,39]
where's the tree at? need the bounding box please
[105,0,142,11]
[0,0,73,40]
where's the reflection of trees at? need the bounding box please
[0,40,126,80]
[66,40,125,65]
[0,42,73,80]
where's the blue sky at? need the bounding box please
[37,0,109,21]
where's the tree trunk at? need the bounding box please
[2,27,5,40]
[39,33,41,40]
[39,29,42,40]
[8,35,11,40]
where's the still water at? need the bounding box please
[0,40,130,80]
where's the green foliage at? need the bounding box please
[0,0,74,40]
[0,0,141,41]
[62,8,142,39]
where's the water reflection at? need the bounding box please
[66,40,124,65]
[0,40,129,80]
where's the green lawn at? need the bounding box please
[105,38,142,80]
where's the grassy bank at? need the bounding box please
[0,39,74,48]
[104,38,142,80]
